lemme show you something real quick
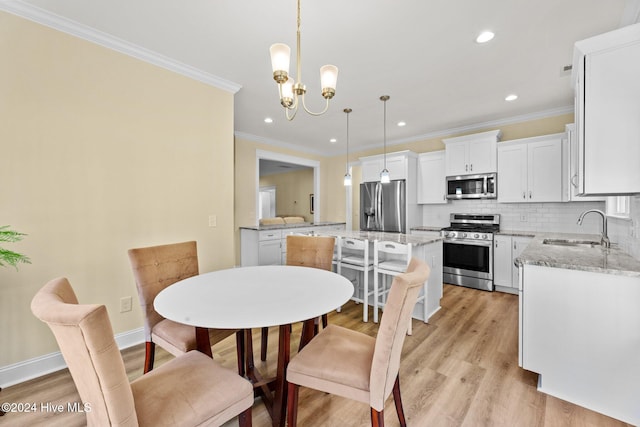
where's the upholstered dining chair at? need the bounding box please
[286,257,430,427]
[259,234,336,360]
[31,277,253,427]
[128,241,243,374]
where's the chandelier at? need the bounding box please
[269,0,338,121]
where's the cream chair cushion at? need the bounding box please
[31,277,254,427]
[287,257,430,412]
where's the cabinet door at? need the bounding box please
[258,240,281,265]
[583,40,640,194]
[386,156,407,181]
[527,138,562,202]
[445,141,469,176]
[493,235,512,287]
[511,237,531,287]
[361,159,384,183]
[417,151,447,204]
[468,139,496,174]
[497,144,527,203]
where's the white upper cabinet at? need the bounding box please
[443,130,501,176]
[498,134,564,203]
[360,151,413,183]
[564,124,604,202]
[417,151,447,204]
[573,23,640,195]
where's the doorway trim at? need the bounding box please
[255,150,320,224]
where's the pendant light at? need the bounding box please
[343,108,352,186]
[379,95,390,183]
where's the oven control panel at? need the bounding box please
[444,231,493,241]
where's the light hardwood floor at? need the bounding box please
[1,284,632,426]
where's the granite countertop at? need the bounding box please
[239,221,345,231]
[496,229,536,237]
[410,226,444,232]
[312,230,443,246]
[516,232,640,277]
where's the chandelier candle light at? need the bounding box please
[269,0,338,120]
[380,95,390,183]
[343,108,352,186]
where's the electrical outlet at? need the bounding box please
[208,214,217,227]
[520,214,527,222]
[120,296,132,313]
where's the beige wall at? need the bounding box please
[0,12,235,366]
[259,169,314,221]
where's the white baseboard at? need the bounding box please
[0,327,144,388]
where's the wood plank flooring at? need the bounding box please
[0,284,632,426]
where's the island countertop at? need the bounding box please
[515,232,640,277]
[312,230,443,246]
[239,221,345,231]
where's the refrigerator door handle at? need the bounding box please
[376,182,382,230]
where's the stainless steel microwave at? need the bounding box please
[446,173,497,199]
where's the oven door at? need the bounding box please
[443,239,492,280]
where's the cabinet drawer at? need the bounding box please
[259,230,282,241]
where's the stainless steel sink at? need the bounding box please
[542,238,601,248]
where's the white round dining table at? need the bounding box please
[153,265,353,427]
[154,265,353,329]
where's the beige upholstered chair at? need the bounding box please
[31,277,253,427]
[260,235,336,360]
[286,257,430,427]
[128,241,242,374]
[287,234,336,329]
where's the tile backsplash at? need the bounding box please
[421,199,605,234]
[422,197,640,260]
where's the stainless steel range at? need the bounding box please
[442,213,500,291]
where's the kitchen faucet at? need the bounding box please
[577,209,610,248]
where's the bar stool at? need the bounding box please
[337,237,374,322]
[374,240,426,334]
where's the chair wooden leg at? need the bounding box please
[321,313,328,329]
[371,408,385,427]
[238,407,252,427]
[392,375,407,427]
[260,327,268,361]
[236,330,245,376]
[287,382,300,427]
[143,341,155,373]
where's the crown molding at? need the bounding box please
[239,105,574,158]
[0,1,241,93]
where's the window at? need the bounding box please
[606,196,631,219]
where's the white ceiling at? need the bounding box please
[4,0,639,156]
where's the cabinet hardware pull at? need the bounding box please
[465,164,468,172]
[522,192,526,199]
[529,191,532,199]
[470,164,473,171]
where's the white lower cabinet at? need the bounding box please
[494,235,532,293]
[240,224,345,266]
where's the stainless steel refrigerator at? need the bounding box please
[360,180,406,233]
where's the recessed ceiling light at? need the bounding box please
[476,31,495,44]
[329,138,337,144]
[505,94,518,101]
[264,117,273,123]
[397,121,406,127]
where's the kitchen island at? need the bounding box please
[311,230,444,323]
[516,233,640,425]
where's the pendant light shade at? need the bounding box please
[380,95,391,183]
[343,108,352,186]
